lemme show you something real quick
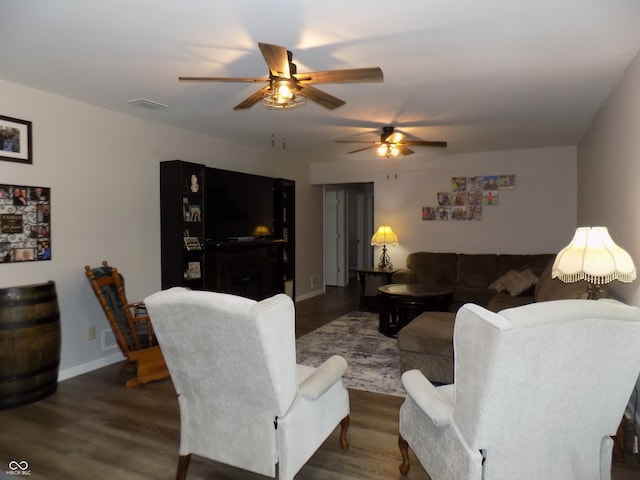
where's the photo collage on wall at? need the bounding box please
[422,175,515,222]
[0,184,51,262]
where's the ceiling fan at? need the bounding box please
[335,126,447,157]
[179,42,383,111]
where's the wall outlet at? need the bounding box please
[88,326,96,341]
[310,275,320,288]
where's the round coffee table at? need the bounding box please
[377,283,453,337]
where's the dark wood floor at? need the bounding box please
[1,280,639,480]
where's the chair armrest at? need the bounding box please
[392,268,416,283]
[298,355,348,400]
[129,314,151,324]
[401,370,453,426]
[127,311,154,347]
[128,302,147,316]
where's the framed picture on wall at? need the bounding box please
[0,115,33,164]
[0,184,51,263]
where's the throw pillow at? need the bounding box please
[519,268,539,286]
[501,270,533,296]
[490,270,534,296]
[489,275,505,291]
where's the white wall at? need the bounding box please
[578,48,640,308]
[578,47,640,418]
[310,146,577,269]
[0,79,323,378]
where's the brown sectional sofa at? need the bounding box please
[395,252,596,384]
[391,251,556,312]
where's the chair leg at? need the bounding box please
[398,434,411,476]
[339,415,350,450]
[176,454,191,480]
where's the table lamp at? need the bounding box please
[552,226,636,299]
[371,225,399,271]
[252,225,271,237]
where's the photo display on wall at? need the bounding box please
[423,175,515,222]
[0,184,51,262]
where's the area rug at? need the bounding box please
[296,311,405,397]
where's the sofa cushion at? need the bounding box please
[452,287,493,308]
[496,254,555,278]
[487,292,535,312]
[391,268,416,284]
[406,252,457,287]
[534,260,590,302]
[456,254,498,288]
[397,312,457,384]
[398,312,455,356]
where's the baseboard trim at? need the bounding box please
[58,351,124,381]
[296,287,326,303]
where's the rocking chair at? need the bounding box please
[84,261,169,387]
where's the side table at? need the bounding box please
[356,267,396,310]
[378,283,453,337]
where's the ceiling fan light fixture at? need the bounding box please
[276,81,294,100]
[377,143,400,157]
[262,79,307,110]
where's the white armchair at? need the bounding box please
[144,288,350,480]
[398,299,640,480]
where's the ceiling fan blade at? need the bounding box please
[398,146,415,156]
[303,85,346,110]
[258,42,291,78]
[179,76,268,83]
[385,132,406,144]
[295,67,383,84]
[346,146,375,154]
[335,140,375,144]
[233,86,270,110]
[403,140,448,148]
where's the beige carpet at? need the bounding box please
[296,311,405,397]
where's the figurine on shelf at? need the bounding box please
[190,174,199,193]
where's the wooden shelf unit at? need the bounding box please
[274,178,295,299]
[160,160,295,300]
[160,160,205,290]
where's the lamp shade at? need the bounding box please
[371,226,399,246]
[252,225,270,236]
[552,227,636,285]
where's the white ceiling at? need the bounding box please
[1,0,640,156]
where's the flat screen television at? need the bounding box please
[205,168,275,243]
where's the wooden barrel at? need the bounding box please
[0,281,61,409]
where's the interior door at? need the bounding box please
[324,188,347,286]
[325,189,338,286]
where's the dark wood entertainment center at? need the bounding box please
[204,240,283,300]
[160,160,295,300]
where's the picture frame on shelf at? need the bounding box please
[185,173,200,193]
[0,115,33,164]
[184,261,201,280]
[189,205,201,222]
[183,236,201,251]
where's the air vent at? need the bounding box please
[101,329,118,351]
[128,98,168,110]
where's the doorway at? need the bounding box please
[324,183,374,287]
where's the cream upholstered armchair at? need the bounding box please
[398,299,640,480]
[144,288,350,480]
